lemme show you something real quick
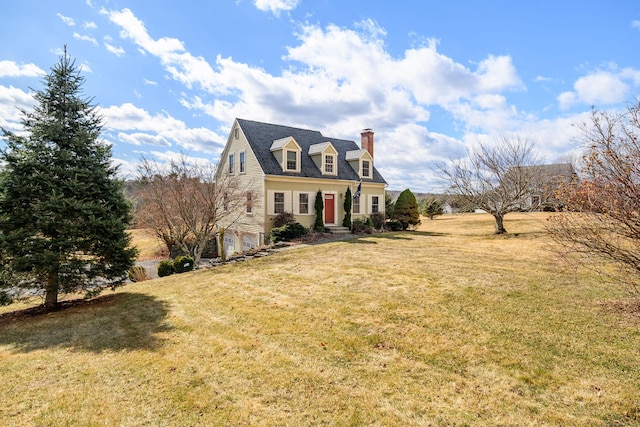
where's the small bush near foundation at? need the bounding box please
[370,212,386,230]
[173,255,195,273]
[352,218,373,234]
[157,260,175,277]
[271,223,308,243]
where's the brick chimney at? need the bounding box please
[361,128,374,158]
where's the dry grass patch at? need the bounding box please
[1,212,640,426]
[128,228,167,260]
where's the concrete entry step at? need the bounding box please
[325,225,351,234]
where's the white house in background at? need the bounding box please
[215,119,387,256]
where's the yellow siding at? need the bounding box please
[264,177,385,231]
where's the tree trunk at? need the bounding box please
[494,213,507,234]
[44,271,58,309]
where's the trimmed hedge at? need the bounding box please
[173,255,195,273]
[157,260,175,277]
[270,222,308,243]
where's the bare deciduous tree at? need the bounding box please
[135,155,249,267]
[547,103,640,295]
[437,135,542,234]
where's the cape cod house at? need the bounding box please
[215,119,387,256]
[525,163,577,210]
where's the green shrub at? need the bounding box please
[173,255,195,273]
[270,223,308,243]
[313,189,324,232]
[128,265,149,282]
[386,220,403,231]
[370,212,385,230]
[157,260,175,277]
[394,189,421,230]
[0,290,13,306]
[352,218,373,234]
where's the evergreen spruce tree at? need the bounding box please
[393,189,421,230]
[420,196,444,220]
[313,190,324,232]
[342,187,352,228]
[0,47,137,308]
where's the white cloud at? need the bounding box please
[104,8,186,57]
[557,91,576,110]
[111,157,137,178]
[117,132,171,147]
[535,75,553,83]
[254,0,300,16]
[74,32,98,46]
[632,20,640,29]
[102,7,601,191]
[143,78,157,85]
[100,103,225,153]
[0,60,45,78]
[106,7,524,128]
[57,13,75,26]
[574,72,628,104]
[83,21,97,30]
[104,42,125,57]
[79,62,93,73]
[0,85,34,132]
[559,70,633,109]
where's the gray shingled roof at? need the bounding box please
[237,119,387,184]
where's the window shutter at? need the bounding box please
[293,191,301,215]
[284,191,292,213]
[310,191,317,214]
[267,190,275,215]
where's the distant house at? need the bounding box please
[524,163,577,210]
[215,119,387,256]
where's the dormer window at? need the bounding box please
[362,160,371,178]
[271,137,301,173]
[324,154,334,174]
[286,150,298,171]
[346,148,373,179]
[309,142,338,176]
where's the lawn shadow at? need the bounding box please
[345,230,447,244]
[0,292,172,353]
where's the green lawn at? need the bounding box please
[1,212,639,426]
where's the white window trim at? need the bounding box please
[353,193,361,214]
[323,153,337,176]
[293,191,314,215]
[245,192,253,215]
[267,190,292,215]
[284,149,301,173]
[361,159,371,179]
[228,153,235,175]
[369,194,381,214]
[239,150,246,174]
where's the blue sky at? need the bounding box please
[1,1,639,192]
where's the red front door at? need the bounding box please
[324,194,335,224]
